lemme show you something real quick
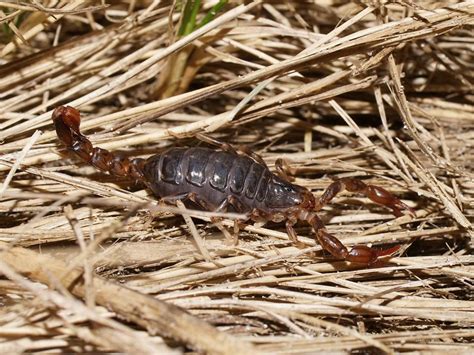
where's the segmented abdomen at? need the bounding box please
[142,147,271,212]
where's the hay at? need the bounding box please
[0,1,473,353]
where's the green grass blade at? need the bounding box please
[198,0,228,28]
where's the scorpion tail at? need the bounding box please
[52,106,145,181]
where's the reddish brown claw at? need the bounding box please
[346,244,400,265]
[366,185,414,217]
[374,244,401,258]
[310,216,402,265]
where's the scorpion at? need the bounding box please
[53,106,414,265]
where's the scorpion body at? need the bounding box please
[53,106,414,265]
[142,147,310,216]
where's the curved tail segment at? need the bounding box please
[52,106,146,181]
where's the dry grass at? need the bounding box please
[0,1,473,353]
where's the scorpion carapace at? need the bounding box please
[53,106,415,265]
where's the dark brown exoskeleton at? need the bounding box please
[53,106,415,265]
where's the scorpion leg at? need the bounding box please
[195,133,238,154]
[161,193,238,244]
[196,133,268,168]
[158,192,206,226]
[316,177,415,217]
[160,192,215,216]
[181,194,232,239]
[309,214,400,265]
[285,219,307,248]
[275,158,296,181]
[213,196,247,245]
[160,192,197,205]
[238,146,268,167]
